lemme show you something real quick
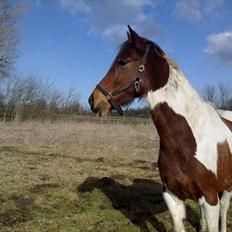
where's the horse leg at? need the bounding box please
[163,189,186,232]
[199,197,220,232]
[200,205,207,232]
[219,191,232,232]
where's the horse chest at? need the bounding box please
[151,103,232,205]
[158,149,203,202]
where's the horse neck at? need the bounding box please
[146,66,205,126]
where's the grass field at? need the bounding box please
[0,121,232,232]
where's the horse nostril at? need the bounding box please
[88,94,101,113]
[88,95,93,107]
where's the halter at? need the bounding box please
[96,44,152,115]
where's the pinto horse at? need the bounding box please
[88,26,232,232]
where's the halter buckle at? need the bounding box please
[134,77,141,93]
[138,65,145,73]
[107,92,113,100]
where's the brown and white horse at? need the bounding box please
[89,26,232,232]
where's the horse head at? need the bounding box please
[89,26,170,116]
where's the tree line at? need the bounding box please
[0,0,20,79]
[0,1,83,121]
[201,83,232,110]
[0,0,231,122]
[0,74,81,121]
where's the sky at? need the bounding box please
[17,0,232,106]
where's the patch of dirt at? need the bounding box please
[30,183,60,193]
[133,159,150,164]
[131,160,154,170]
[39,175,50,181]
[27,166,37,170]
[95,157,104,162]
[47,152,92,163]
[152,162,158,169]
[0,195,33,226]
[138,166,151,170]
[38,157,49,162]
[0,197,5,204]
[110,174,127,180]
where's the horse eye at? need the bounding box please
[118,59,127,66]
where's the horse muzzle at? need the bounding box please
[88,94,98,113]
[88,91,111,116]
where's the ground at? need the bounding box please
[0,120,232,232]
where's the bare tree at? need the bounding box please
[201,85,217,105]
[218,83,232,110]
[0,72,81,121]
[201,83,232,110]
[0,0,21,79]
[60,86,80,114]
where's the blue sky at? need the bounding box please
[17,0,232,106]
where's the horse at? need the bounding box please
[88,26,232,232]
[218,110,232,122]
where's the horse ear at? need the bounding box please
[127,31,131,40]
[127,25,143,46]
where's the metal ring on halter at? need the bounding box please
[138,65,145,72]
[107,92,113,100]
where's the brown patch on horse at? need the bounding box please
[141,43,170,94]
[217,141,232,192]
[219,117,232,191]
[221,117,232,132]
[152,103,232,205]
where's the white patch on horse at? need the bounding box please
[218,110,232,122]
[199,196,220,231]
[145,66,232,175]
[163,189,186,232]
[219,191,232,232]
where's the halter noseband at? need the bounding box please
[96,44,151,115]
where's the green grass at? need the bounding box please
[0,121,232,231]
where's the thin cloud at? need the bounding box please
[35,0,42,7]
[123,0,154,8]
[203,0,224,16]
[173,0,224,23]
[204,30,232,68]
[59,0,164,47]
[173,0,202,23]
[59,0,91,14]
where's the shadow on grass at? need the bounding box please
[77,177,168,232]
[78,177,201,232]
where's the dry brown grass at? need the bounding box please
[0,121,164,232]
[1,121,231,232]
[0,120,158,159]
[0,121,159,195]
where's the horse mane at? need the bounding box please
[167,58,179,71]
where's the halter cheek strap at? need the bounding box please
[96,44,151,116]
